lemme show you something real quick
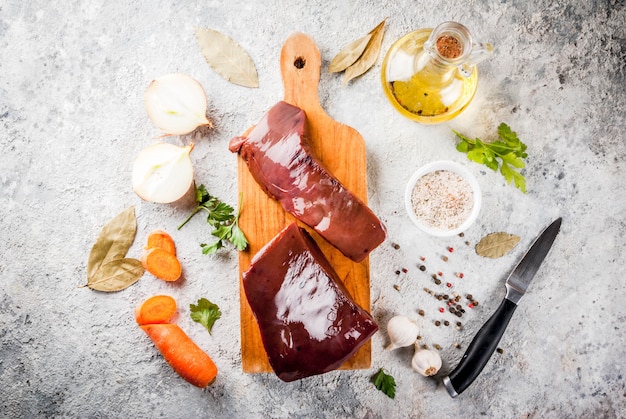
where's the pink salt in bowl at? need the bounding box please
[404,160,482,237]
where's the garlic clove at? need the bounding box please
[385,315,419,351]
[132,142,194,203]
[145,73,212,135]
[411,343,442,377]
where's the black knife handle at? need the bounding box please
[443,298,517,397]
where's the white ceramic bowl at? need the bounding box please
[404,160,482,237]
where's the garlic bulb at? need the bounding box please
[132,142,194,203]
[385,315,419,351]
[144,73,212,135]
[411,343,442,376]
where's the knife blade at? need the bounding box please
[442,217,562,398]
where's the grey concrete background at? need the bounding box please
[1,0,625,417]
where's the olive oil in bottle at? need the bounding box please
[381,22,492,124]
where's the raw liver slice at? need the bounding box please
[242,222,379,382]
[229,101,386,262]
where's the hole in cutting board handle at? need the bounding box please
[294,57,306,69]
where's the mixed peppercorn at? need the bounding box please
[389,232,486,352]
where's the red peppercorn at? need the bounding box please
[402,268,408,273]
[448,247,454,253]
[446,282,452,288]
[420,256,426,261]
[438,271,443,277]
[439,307,445,313]
[459,272,464,278]
[468,303,474,309]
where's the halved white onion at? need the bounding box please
[144,73,212,135]
[132,143,194,203]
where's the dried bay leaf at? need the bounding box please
[87,258,145,292]
[194,28,259,88]
[83,206,143,292]
[328,33,372,73]
[343,19,386,84]
[476,232,521,259]
[87,206,138,280]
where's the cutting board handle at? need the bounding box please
[280,33,322,109]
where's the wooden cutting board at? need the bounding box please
[236,33,373,373]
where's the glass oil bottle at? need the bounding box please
[381,21,493,124]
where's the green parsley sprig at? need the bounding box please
[178,183,248,254]
[454,123,528,193]
[190,298,221,335]
[372,368,396,399]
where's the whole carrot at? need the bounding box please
[135,295,177,326]
[141,323,218,387]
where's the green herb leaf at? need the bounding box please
[228,223,248,251]
[467,148,488,166]
[500,152,525,169]
[454,123,528,193]
[190,298,222,335]
[201,241,222,255]
[372,368,396,399]
[511,169,526,193]
[178,184,248,254]
[456,141,469,153]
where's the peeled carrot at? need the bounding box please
[141,323,218,387]
[142,248,182,281]
[145,230,177,256]
[135,295,177,326]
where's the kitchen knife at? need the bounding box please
[442,217,562,398]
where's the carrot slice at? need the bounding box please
[135,295,177,326]
[146,230,177,256]
[142,248,182,281]
[141,324,218,387]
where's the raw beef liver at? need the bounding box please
[229,101,386,262]
[242,222,379,382]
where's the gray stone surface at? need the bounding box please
[1,0,625,417]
